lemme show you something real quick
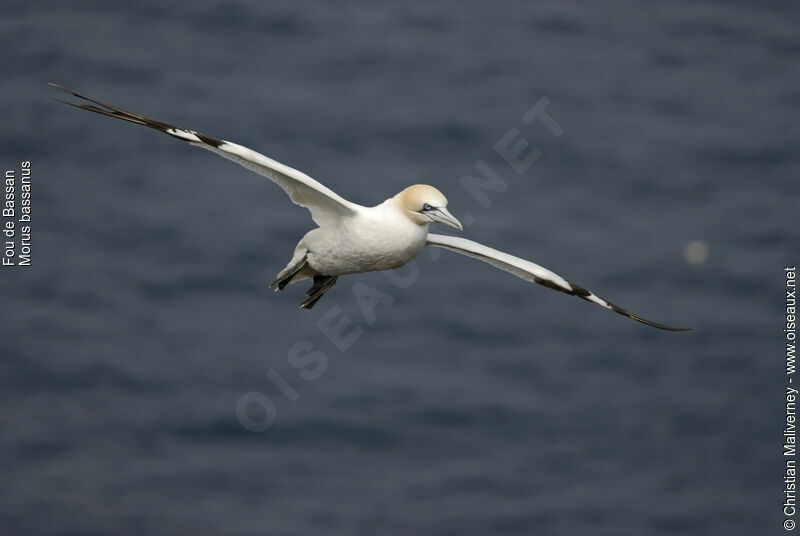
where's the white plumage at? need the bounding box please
[51,83,688,330]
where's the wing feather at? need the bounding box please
[50,83,359,226]
[426,233,690,331]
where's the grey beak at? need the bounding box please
[427,207,463,231]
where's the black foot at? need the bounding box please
[300,275,338,309]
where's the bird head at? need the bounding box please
[396,184,463,230]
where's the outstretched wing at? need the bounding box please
[50,83,360,227]
[426,234,690,331]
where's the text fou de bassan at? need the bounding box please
[3,161,32,267]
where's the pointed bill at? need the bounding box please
[427,207,463,230]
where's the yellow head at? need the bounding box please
[395,184,463,230]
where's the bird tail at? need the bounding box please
[270,253,311,291]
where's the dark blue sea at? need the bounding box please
[1,1,796,534]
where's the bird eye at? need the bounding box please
[422,203,433,211]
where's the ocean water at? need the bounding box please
[0,1,796,534]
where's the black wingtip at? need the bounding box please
[49,83,226,147]
[606,302,692,331]
[49,83,77,96]
[630,315,693,332]
[569,283,691,332]
[612,306,692,332]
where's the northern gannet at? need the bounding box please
[50,84,689,331]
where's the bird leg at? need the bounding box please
[300,275,338,309]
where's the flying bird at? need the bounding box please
[50,83,689,331]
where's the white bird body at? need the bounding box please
[300,198,428,276]
[51,83,688,330]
